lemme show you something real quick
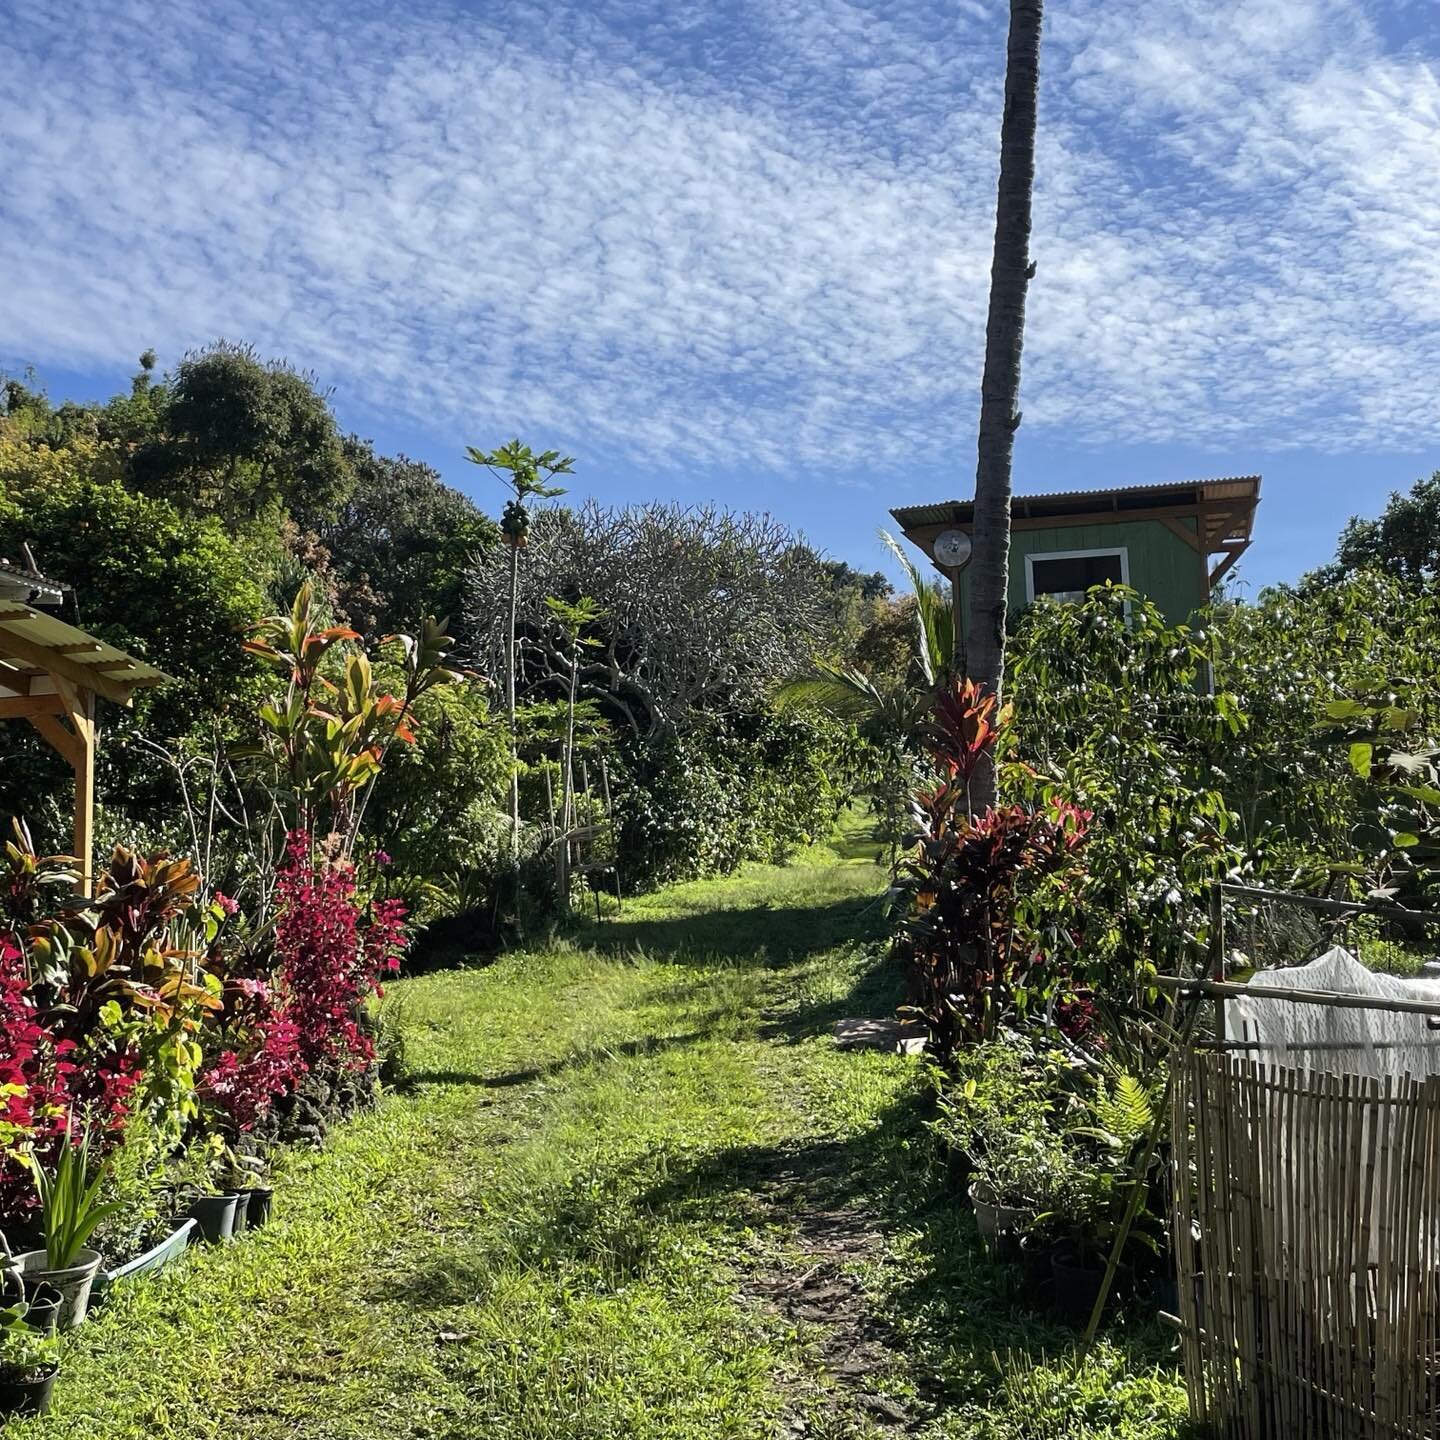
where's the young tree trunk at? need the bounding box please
[966,0,1045,813]
[507,542,520,853]
[506,542,523,934]
[557,646,579,912]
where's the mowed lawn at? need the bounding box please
[7,811,1187,1439]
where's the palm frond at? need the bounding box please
[880,529,954,684]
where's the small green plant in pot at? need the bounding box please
[932,1042,1070,1259]
[215,1146,272,1234]
[16,1122,122,1329]
[173,1139,238,1245]
[0,1304,60,1419]
[1038,1069,1165,1328]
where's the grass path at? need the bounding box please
[9,813,1187,1439]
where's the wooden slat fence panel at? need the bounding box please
[1175,1053,1440,1437]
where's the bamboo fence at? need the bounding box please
[1174,1051,1440,1437]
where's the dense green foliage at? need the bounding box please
[614,709,858,887]
[1322,469,1440,584]
[11,821,1183,1440]
[1,356,872,941]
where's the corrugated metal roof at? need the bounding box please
[0,560,64,607]
[0,600,172,705]
[891,476,1261,535]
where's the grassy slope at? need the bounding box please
[8,812,1186,1439]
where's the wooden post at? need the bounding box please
[24,678,96,897]
[1209,884,1227,1045]
[70,689,95,898]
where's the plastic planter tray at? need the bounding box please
[92,1218,197,1297]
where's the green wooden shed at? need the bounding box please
[890,476,1261,628]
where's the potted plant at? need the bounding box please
[932,1043,1069,1259]
[966,1125,1070,1260]
[216,1147,272,1234]
[0,1304,59,1419]
[1040,1069,1165,1327]
[171,1140,238,1243]
[15,1124,121,1329]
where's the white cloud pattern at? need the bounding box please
[0,0,1436,471]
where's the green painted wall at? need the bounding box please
[957,517,1205,628]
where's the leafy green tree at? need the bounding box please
[1322,472,1440,584]
[132,342,353,525]
[317,440,497,638]
[0,449,272,826]
[1006,585,1239,992]
[1213,573,1440,876]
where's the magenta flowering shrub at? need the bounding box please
[200,833,406,1133]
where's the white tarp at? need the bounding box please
[1224,946,1440,1082]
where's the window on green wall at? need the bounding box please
[1025,547,1128,604]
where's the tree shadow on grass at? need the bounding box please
[398,1028,720,1093]
[581,894,892,969]
[381,1075,1189,1435]
[757,948,908,1046]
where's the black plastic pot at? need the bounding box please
[0,1364,58,1418]
[185,1193,240,1244]
[1016,1234,1055,1295]
[244,1187,274,1230]
[226,1190,253,1235]
[1051,1251,1108,1329]
[22,1283,63,1336]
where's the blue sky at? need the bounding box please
[2,0,1437,594]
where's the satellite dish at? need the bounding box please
[932,529,973,571]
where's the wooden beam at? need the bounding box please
[38,677,96,896]
[1209,543,1249,588]
[0,694,66,720]
[1160,516,1202,551]
[0,627,132,705]
[69,688,95,898]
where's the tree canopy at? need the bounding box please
[466,500,834,739]
[1325,471,1440,584]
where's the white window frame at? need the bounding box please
[1024,546,1130,605]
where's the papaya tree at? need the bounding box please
[464,441,572,875]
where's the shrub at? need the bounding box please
[200,833,405,1135]
[613,708,855,889]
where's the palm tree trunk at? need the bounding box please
[966,0,1045,812]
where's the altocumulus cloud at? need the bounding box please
[0,0,1436,467]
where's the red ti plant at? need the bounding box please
[895,678,1090,1061]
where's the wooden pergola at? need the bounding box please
[0,564,170,895]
